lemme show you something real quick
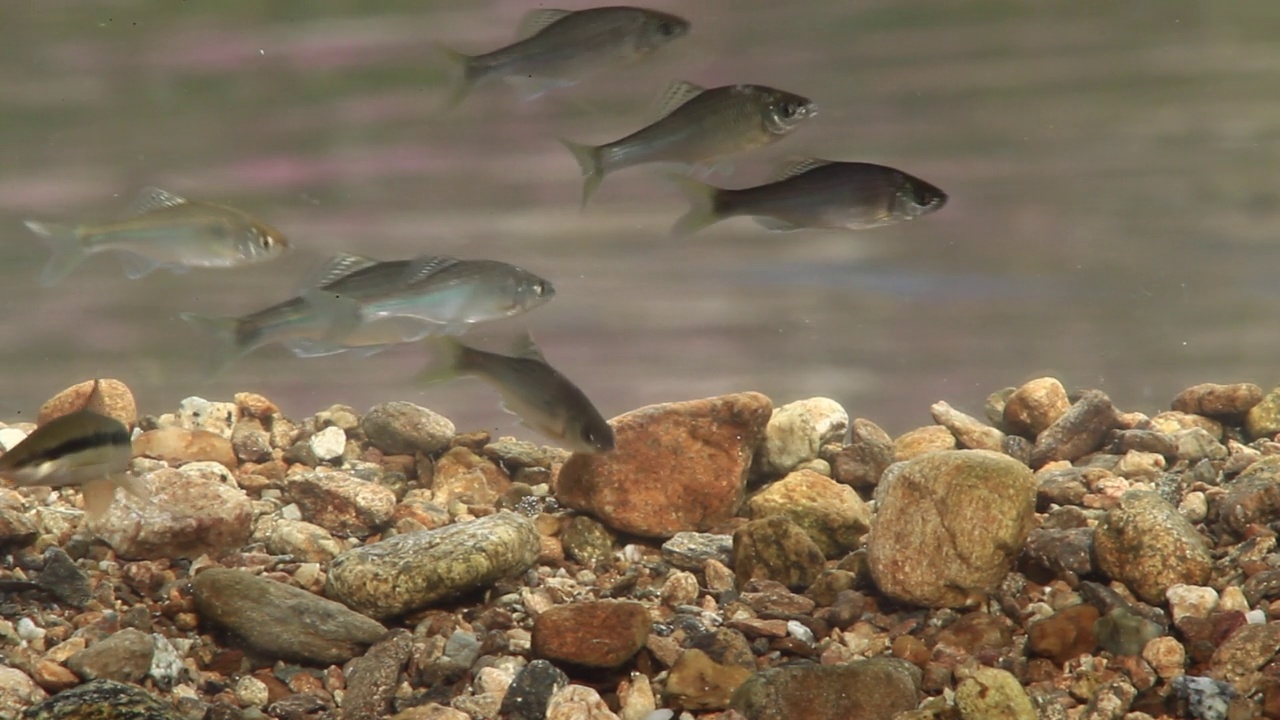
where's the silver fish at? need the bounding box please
[23,186,290,287]
[419,333,614,454]
[561,80,817,206]
[438,6,690,109]
[670,158,948,236]
[0,379,146,521]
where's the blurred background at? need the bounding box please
[2,0,1279,438]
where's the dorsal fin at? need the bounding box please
[303,253,384,290]
[120,186,189,218]
[82,378,108,415]
[771,157,833,183]
[517,9,573,39]
[401,255,462,286]
[649,80,706,122]
[504,330,547,362]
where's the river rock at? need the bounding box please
[87,465,252,560]
[555,392,771,538]
[432,446,512,506]
[192,567,387,664]
[660,532,733,570]
[868,450,1036,608]
[730,657,920,720]
[753,397,848,478]
[325,511,539,619]
[0,507,37,550]
[732,515,825,591]
[1093,490,1213,605]
[665,648,754,710]
[284,470,396,538]
[133,427,237,469]
[361,401,454,455]
[66,628,154,683]
[499,660,569,720]
[342,629,413,720]
[1030,390,1119,467]
[893,425,956,461]
[1002,377,1070,438]
[827,418,894,489]
[0,666,46,719]
[544,684,619,720]
[955,667,1036,720]
[1172,383,1263,417]
[38,379,137,428]
[1209,622,1280,690]
[19,679,182,720]
[746,469,870,558]
[266,518,344,564]
[1027,604,1099,665]
[561,515,615,567]
[1219,456,1280,535]
[931,401,1004,451]
[532,601,650,668]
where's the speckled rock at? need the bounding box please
[555,392,771,538]
[1172,383,1263,417]
[955,667,1036,720]
[0,666,47,718]
[561,515,615,567]
[730,657,920,720]
[266,518,344,564]
[660,532,733,571]
[177,396,240,438]
[532,601,650,669]
[87,465,252,560]
[500,660,569,720]
[1002,377,1071,437]
[325,511,539,620]
[133,427,237,469]
[284,470,396,538]
[893,425,956,461]
[0,507,38,549]
[34,547,91,608]
[361,401,454,455]
[1093,490,1213,605]
[828,418,894,489]
[867,450,1037,608]
[746,469,870,558]
[38,378,137,428]
[341,629,413,720]
[753,397,848,478]
[665,648,754,711]
[432,446,512,506]
[732,515,826,591]
[19,679,182,720]
[544,684,619,720]
[66,628,154,683]
[931,401,1004,451]
[1209,622,1280,690]
[308,425,347,462]
[192,567,387,664]
[1029,390,1119,467]
[1219,456,1280,535]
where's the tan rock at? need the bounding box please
[665,648,753,710]
[133,427,237,469]
[746,469,870,558]
[37,378,136,428]
[1002,377,1070,437]
[893,425,956,461]
[1093,490,1213,605]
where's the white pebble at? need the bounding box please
[279,502,302,521]
[787,619,815,644]
[1166,584,1218,622]
[622,544,646,564]
[235,675,270,707]
[1247,609,1268,624]
[641,711,675,720]
[309,425,347,462]
[16,617,45,642]
[0,427,28,450]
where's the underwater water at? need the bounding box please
[2,0,1279,438]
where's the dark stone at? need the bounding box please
[21,679,184,720]
[499,660,569,720]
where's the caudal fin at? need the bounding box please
[667,174,725,237]
[178,312,251,377]
[559,138,606,208]
[437,44,480,112]
[24,221,87,288]
[417,337,467,387]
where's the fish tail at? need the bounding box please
[178,312,253,377]
[24,220,87,287]
[437,44,480,111]
[559,138,606,208]
[417,337,467,387]
[667,174,725,237]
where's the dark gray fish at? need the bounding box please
[670,158,948,236]
[419,333,614,454]
[438,6,690,109]
[561,80,818,206]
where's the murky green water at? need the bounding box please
[3,1,1279,436]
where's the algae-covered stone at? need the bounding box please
[1247,386,1280,439]
[561,515,615,567]
[325,511,539,619]
[730,657,920,720]
[746,469,869,558]
[732,515,825,591]
[867,449,1037,608]
[1093,490,1212,605]
[955,667,1036,720]
[20,679,183,720]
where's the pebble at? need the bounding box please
[661,532,733,570]
[1143,636,1186,680]
[1094,607,1164,657]
[1171,675,1236,720]
[1093,490,1213,604]
[235,676,270,708]
[19,678,184,719]
[38,378,137,427]
[545,684,620,720]
[867,450,1037,607]
[1209,622,1280,689]
[0,665,47,718]
[732,515,825,591]
[1167,584,1219,622]
[499,660,569,720]
[432,446,512,506]
[955,667,1037,720]
[266,518,344,563]
[555,392,771,538]
[361,401,455,455]
[616,672,655,720]
[1024,527,1093,583]
[66,627,154,683]
[827,418,894,489]
[283,470,397,538]
[1171,383,1263,417]
[1030,390,1119,467]
[532,601,650,668]
[1027,604,1099,665]
[36,546,92,607]
[1218,456,1280,535]
[133,427,237,469]
[931,400,1005,451]
[231,419,273,463]
[753,397,848,478]
[325,511,540,619]
[745,469,870,558]
[892,424,956,461]
[342,629,413,720]
[664,649,753,711]
[0,426,27,450]
[192,567,387,664]
[88,466,253,560]
[1003,377,1072,437]
[561,515,615,567]
[176,396,240,438]
[660,571,700,607]
[730,657,920,720]
[308,425,347,462]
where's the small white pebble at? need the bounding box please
[641,711,674,720]
[622,544,645,564]
[235,675,270,707]
[787,619,815,644]
[1247,609,1267,624]
[309,425,347,461]
[16,617,45,642]
[0,427,28,450]
[279,502,301,520]
[1178,491,1208,523]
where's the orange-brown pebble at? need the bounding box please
[38,378,137,427]
[891,634,930,667]
[32,659,79,692]
[234,392,280,420]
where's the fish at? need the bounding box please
[669,158,948,236]
[0,379,146,522]
[23,186,290,287]
[560,80,817,206]
[179,253,555,374]
[438,6,690,109]
[418,333,615,454]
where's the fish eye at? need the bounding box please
[260,234,273,249]
[778,102,798,119]
[657,20,677,36]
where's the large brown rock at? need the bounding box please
[555,392,771,538]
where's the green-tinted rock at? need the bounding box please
[1093,490,1213,605]
[955,667,1036,720]
[730,657,920,720]
[747,469,870,558]
[1247,386,1280,439]
[561,515,615,567]
[732,515,825,591]
[21,679,184,720]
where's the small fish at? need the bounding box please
[669,158,948,236]
[180,253,554,374]
[438,6,690,109]
[0,380,146,522]
[419,333,615,454]
[561,80,817,206]
[23,186,290,287]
